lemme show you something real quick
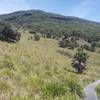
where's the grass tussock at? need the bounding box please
[96,84,100,100]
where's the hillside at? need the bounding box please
[0,10,100,40]
[0,10,100,99]
[0,31,99,99]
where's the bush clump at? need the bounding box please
[34,34,40,41]
[0,21,21,42]
[59,40,69,48]
[67,79,83,98]
[83,44,95,52]
[41,79,83,99]
[41,82,67,97]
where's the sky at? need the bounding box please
[0,0,100,22]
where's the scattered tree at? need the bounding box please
[72,47,88,73]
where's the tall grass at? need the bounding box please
[0,33,99,100]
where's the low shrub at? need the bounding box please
[59,40,68,48]
[67,79,83,98]
[83,44,95,52]
[41,82,67,97]
[34,34,40,41]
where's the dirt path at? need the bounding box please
[84,80,100,100]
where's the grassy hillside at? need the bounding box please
[0,10,100,99]
[0,29,100,99]
[0,10,100,40]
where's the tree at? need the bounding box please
[72,46,88,73]
[1,23,21,42]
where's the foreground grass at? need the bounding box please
[96,84,100,100]
[0,31,100,99]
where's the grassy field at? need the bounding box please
[0,31,100,100]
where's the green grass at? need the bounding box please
[0,31,99,99]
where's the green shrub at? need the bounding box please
[74,47,88,63]
[90,46,95,52]
[34,34,40,41]
[70,37,78,49]
[41,82,67,97]
[96,41,100,47]
[84,44,95,52]
[46,33,52,38]
[83,44,90,50]
[67,79,83,98]
[59,40,68,48]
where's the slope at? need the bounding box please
[0,10,100,40]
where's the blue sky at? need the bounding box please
[0,0,100,22]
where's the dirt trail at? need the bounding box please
[84,80,100,100]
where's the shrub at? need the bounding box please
[74,47,88,63]
[41,80,83,99]
[41,82,67,97]
[96,41,100,48]
[91,41,96,52]
[46,33,52,38]
[34,34,40,41]
[67,79,83,98]
[0,22,21,42]
[90,46,95,52]
[83,44,91,50]
[91,41,96,47]
[62,32,68,40]
[70,37,78,49]
[84,44,95,52]
[59,40,69,48]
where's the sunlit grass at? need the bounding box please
[0,31,99,99]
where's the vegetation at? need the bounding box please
[34,33,40,41]
[0,10,100,100]
[0,21,21,42]
[0,10,100,42]
[0,31,99,99]
[59,36,78,49]
[72,47,88,73]
[59,39,69,48]
[96,84,100,100]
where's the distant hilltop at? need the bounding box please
[0,9,100,40]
